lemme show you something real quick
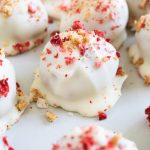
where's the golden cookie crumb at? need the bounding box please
[16,100,28,111]
[31,88,45,102]
[144,76,150,85]
[46,112,57,122]
[109,135,121,146]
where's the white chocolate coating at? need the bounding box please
[127,0,150,23]
[31,24,127,117]
[43,0,70,19]
[0,0,48,56]
[129,14,150,83]
[0,49,27,134]
[52,125,138,150]
[59,0,129,49]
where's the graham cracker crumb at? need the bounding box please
[131,57,144,66]
[16,100,28,111]
[0,0,19,17]
[109,135,121,146]
[144,76,150,85]
[46,112,57,122]
[31,88,45,102]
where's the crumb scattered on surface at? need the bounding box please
[116,67,125,76]
[31,88,45,102]
[46,111,57,122]
[16,100,28,111]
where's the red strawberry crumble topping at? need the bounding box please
[116,52,121,58]
[0,78,9,98]
[48,16,54,24]
[94,30,106,38]
[28,4,37,14]
[13,41,30,53]
[71,20,85,30]
[98,112,107,120]
[65,57,76,65]
[50,35,63,46]
[145,106,150,126]
[0,59,3,66]
[2,136,14,150]
[116,67,125,76]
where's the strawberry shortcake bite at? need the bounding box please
[52,125,138,150]
[60,0,129,49]
[129,14,150,84]
[0,49,28,134]
[0,0,48,56]
[30,21,127,117]
[43,0,70,19]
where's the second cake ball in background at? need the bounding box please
[59,0,129,49]
[0,0,48,56]
[129,14,150,84]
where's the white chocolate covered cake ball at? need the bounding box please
[59,0,129,49]
[52,125,138,150]
[0,49,28,134]
[43,0,70,19]
[31,21,127,117]
[129,14,150,84]
[0,0,48,56]
[127,0,150,25]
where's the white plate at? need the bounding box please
[3,24,150,150]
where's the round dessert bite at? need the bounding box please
[43,0,70,19]
[52,125,138,150]
[129,14,150,84]
[59,0,129,49]
[0,0,48,56]
[0,49,28,134]
[127,0,150,26]
[30,21,127,117]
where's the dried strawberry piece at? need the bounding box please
[0,59,3,66]
[145,106,150,126]
[81,136,95,149]
[50,35,63,46]
[79,45,86,56]
[48,16,54,24]
[0,78,9,97]
[52,144,60,150]
[13,41,30,53]
[94,30,106,38]
[98,112,107,120]
[71,20,85,30]
[116,52,121,58]
[116,67,125,76]
[28,4,37,14]
[145,106,150,115]
[2,136,14,150]
[106,38,111,43]
[64,57,76,65]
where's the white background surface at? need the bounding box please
[4,25,150,150]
